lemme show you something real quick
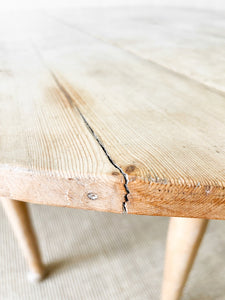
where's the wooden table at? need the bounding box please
[1,7,225,299]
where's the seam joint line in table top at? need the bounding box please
[48,69,130,214]
[77,111,130,214]
[47,12,225,98]
[31,41,131,213]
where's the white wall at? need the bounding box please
[1,0,225,11]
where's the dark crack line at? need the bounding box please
[78,110,130,213]
[50,70,130,213]
[31,40,130,212]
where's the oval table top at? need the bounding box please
[1,7,225,219]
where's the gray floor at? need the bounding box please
[0,204,224,300]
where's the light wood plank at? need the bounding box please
[0,11,225,218]
[53,6,225,93]
[0,23,125,213]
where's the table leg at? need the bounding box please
[161,217,208,300]
[1,198,46,281]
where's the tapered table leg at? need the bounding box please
[1,198,45,281]
[161,217,208,300]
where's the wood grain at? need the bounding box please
[1,198,45,281]
[0,29,125,213]
[52,7,225,93]
[0,10,225,218]
[161,217,208,300]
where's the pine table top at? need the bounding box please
[1,7,225,219]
